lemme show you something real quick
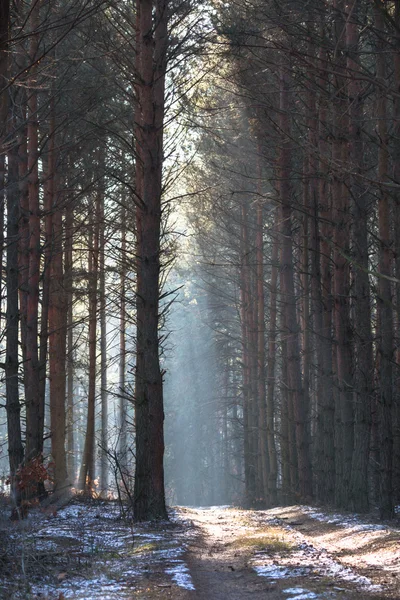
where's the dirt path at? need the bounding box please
[1,500,399,598]
[184,507,287,599]
[180,506,398,599]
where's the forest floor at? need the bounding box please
[0,498,399,599]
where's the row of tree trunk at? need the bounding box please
[189,0,400,518]
[0,0,169,520]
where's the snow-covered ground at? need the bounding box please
[1,501,399,599]
[0,499,195,599]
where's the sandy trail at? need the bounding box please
[184,507,285,599]
[1,500,398,598]
[180,506,397,599]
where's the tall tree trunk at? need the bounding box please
[79,194,100,493]
[301,153,311,468]
[39,99,56,449]
[0,0,9,337]
[314,39,335,504]
[266,210,278,505]
[6,129,24,509]
[119,202,127,471]
[256,185,268,504]
[332,0,354,508]
[0,0,9,135]
[347,0,373,512]
[48,171,69,494]
[100,168,108,497]
[279,255,296,503]
[18,96,29,369]
[65,197,75,483]
[248,247,260,503]
[392,0,400,503]
[133,0,168,520]
[279,66,313,501]
[35,100,55,500]
[374,3,394,519]
[25,0,43,469]
[240,203,251,504]
[0,149,4,333]
[240,200,256,506]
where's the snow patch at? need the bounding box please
[154,546,185,559]
[322,558,382,591]
[253,544,382,593]
[283,588,337,599]
[252,521,383,594]
[166,561,195,590]
[31,573,134,600]
[254,565,310,579]
[301,506,386,532]
[191,505,231,510]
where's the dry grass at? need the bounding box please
[130,541,161,554]
[231,530,293,554]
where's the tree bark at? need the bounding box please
[392,0,400,504]
[374,3,394,519]
[314,38,335,504]
[39,99,56,447]
[347,0,373,513]
[133,0,168,520]
[6,130,24,508]
[18,95,29,370]
[65,196,75,483]
[255,157,268,504]
[279,66,313,502]
[100,162,108,497]
[79,192,100,493]
[332,0,354,508]
[240,199,257,506]
[266,210,278,505]
[0,0,9,335]
[48,173,69,493]
[25,0,44,469]
[119,202,127,472]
